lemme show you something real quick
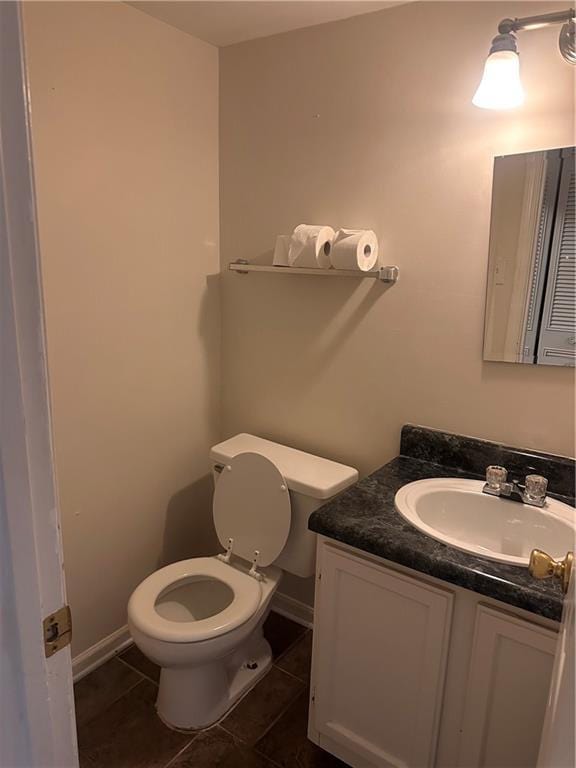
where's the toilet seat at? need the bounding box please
[128,557,262,643]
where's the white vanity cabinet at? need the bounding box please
[308,538,558,768]
[310,543,453,768]
[458,606,556,768]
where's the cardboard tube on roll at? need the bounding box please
[331,229,379,271]
[288,224,335,268]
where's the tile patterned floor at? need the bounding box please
[75,612,348,768]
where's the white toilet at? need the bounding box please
[127,434,358,730]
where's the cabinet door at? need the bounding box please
[459,605,556,768]
[312,545,453,768]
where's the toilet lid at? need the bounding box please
[213,452,291,567]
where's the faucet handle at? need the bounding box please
[525,474,548,504]
[485,465,507,491]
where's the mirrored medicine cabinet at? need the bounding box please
[483,146,575,367]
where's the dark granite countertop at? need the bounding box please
[309,426,575,622]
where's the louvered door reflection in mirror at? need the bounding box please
[483,146,575,366]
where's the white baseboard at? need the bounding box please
[72,624,132,683]
[271,592,314,629]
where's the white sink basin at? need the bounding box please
[394,478,576,567]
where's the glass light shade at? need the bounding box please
[472,50,525,110]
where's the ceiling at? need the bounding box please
[128,1,405,47]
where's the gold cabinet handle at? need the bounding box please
[529,549,573,594]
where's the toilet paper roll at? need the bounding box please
[288,224,335,269]
[272,234,291,266]
[330,229,379,272]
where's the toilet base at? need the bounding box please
[156,631,273,730]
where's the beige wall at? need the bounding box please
[24,2,220,656]
[220,0,575,487]
[23,0,576,649]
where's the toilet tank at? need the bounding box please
[210,434,358,578]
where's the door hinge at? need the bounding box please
[43,605,72,658]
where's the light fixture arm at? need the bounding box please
[497,8,574,35]
[496,7,575,64]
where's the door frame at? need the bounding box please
[0,2,77,765]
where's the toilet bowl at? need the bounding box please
[129,556,281,729]
[128,434,358,730]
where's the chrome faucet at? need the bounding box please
[482,465,548,507]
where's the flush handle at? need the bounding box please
[529,549,573,594]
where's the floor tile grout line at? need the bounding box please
[209,660,286,736]
[271,627,310,665]
[217,690,299,750]
[252,748,285,768]
[252,743,286,768]
[272,660,309,684]
[163,720,282,768]
[112,654,148,683]
[160,734,198,768]
[75,676,146,732]
[218,720,247,741]
[209,724,283,768]
[248,682,306,748]
[116,654,160,686]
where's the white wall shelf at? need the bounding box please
[228,260,399,283]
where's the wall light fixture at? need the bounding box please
[473,8,575,110]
